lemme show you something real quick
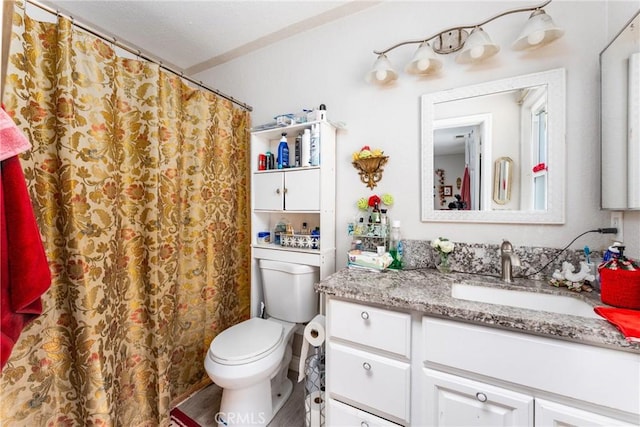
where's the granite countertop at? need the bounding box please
[315,267,640,354]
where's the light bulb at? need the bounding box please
[470,45,485,59]
[527,30,545,46]
[375,69,388,81]
[417,58,430,71]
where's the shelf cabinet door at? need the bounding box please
[284,168,320,211]
[254,172,284,210]
[253,169,320,211]
[423,368,534,427]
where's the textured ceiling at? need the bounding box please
[37,0,378,74]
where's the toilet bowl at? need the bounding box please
[204,260,319,427]
[205,317,297,426]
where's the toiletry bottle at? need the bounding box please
[301,222,309,235]
[389,220,403,269]
[277,133,289,169]
[295,133,302,167]
[380,209,388,237]
[372,202,381,223]
[266,151,274,170]
[310,124,320,166]
[318,104,327,121]
[311,227,320,249]
[301,129,311,167]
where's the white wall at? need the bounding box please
[195,0,640,264]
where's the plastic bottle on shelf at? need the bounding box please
[266,151,274,170]
[295,133,302,167]
[310,124,320,166]
[301,129,311,167]
[372,202,381,223]
[277,133,289,169]
[389,220,403,269]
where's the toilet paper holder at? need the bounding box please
[304,350,325,427]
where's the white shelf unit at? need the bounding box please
[250,121,337,317]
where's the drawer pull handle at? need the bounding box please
[361,422,369,427]
[276,188,281,194]
[362,362,371,371]
[476,392,488,402]
[361,311,369,320]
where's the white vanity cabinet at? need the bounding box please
[250,121,336,316]
[326,299,412,426]
[323,295,640,426]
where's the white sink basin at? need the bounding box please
[451,283,599,319]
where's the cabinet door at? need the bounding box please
[254,172,284,210]
[535,399,637,426]
[284,168,320,211]
[423,368,534,427]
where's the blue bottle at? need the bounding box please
[277,133,289,169]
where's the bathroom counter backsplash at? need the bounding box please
[316,267,640,354]
[400,239,601,282]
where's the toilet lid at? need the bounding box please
[209,317,284,365]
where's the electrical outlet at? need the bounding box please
[610,211,624,242]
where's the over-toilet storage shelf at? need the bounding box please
[250,121,337,317]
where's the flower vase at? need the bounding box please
[437,253,451,273]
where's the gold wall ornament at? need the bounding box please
[352,156,389,189]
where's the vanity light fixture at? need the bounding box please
[365,0,564,85]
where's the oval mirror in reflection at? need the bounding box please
[493,157,513,205]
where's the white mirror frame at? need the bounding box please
[421,68,566,224]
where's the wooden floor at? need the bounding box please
[174,370,305,427]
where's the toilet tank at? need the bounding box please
[259,259,319,323]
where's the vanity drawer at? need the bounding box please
[328,398,403,427]
[327,341,411,423]
[328,299,411,357]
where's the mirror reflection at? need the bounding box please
[493,157,514,205]
[422,68,566,224]
[600,11,640,210]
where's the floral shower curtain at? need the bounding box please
[1,3,251,425]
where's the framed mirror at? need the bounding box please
[421,68,566,223]
[600,11,640,210]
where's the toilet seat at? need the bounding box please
[209,317,284,366]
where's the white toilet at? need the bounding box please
[204,259,319,427]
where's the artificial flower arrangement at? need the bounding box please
[352,145,385,161]
[431,237,455,272]
[357,193,394,211]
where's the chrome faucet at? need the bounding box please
[500,240,521,283]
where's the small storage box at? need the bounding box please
[599,267,640,309]
[280,233,319,250]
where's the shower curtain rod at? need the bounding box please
[25,0,253,112]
